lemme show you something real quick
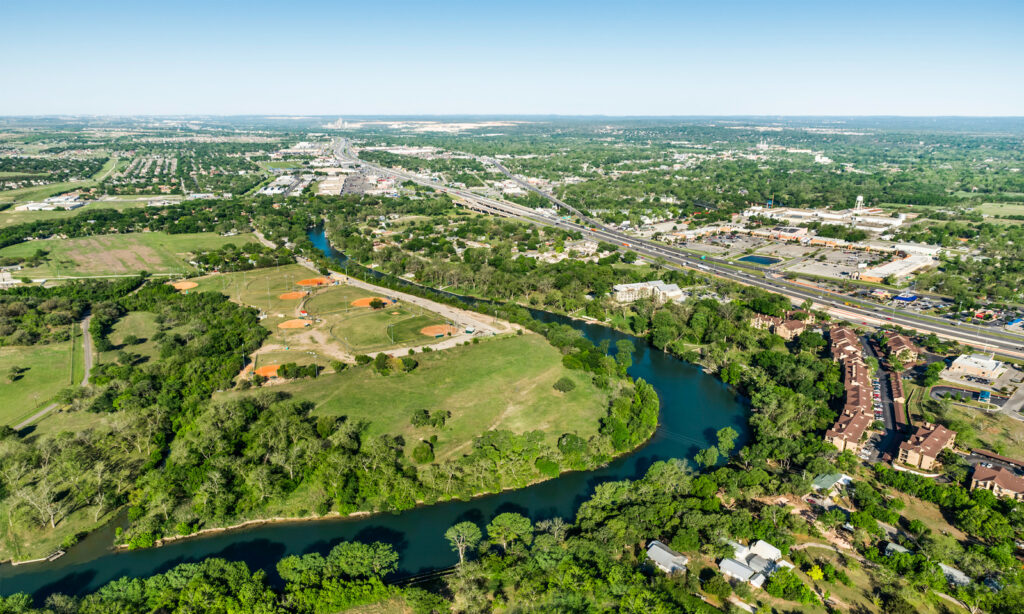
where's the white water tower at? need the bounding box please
[855,195,864,210]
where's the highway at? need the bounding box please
[334,139,1024,359]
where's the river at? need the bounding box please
[0,228,749,600]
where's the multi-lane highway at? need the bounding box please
[335,139,1024,358]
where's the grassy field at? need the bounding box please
[192,265,453,362]
[220,334,608,463]
[977,202,1024,216]
[97,311,163,364]
[0,331,83,428]
[0,231,257,278]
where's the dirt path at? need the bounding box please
[80,315,93,386]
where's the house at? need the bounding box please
[970,466,1024,501]
[719,539,793,588]
[897,423,956,470]
[947,354,1007,381]
[646,540,688,574]
[751,313,782,332]
[811,473,853,495]
[775,319,806,341]
[884,542,910,556]
[613,280,683,304]
[939,563,971,588]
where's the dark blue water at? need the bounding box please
[738,255,781,266]
[0,228,748,600]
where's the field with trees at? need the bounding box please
[0,231,257,278]
[223,333,609,463]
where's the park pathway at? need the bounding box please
[14,316,92,431]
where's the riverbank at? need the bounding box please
[1,230,747,601]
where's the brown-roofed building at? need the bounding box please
[750,312,808,340]
[970,466,1024,501]
[824,326,875,453]
[775,319,807,341]
[751,313,782,332]
[829,326,862,363]
[886,333,919,364]
[898,423,956,470]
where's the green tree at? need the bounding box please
[444,521,482,565]
[487,512,533,553]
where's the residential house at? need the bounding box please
[811,473,853,496]
[897,423,956,470]
[646,540,688,574]
[719,540,793,589]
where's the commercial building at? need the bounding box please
[646,540,688,574]
[858,254,935,283]
[613,280,683,304]
[947,354,1007,381]
[742,200,906,233]
[897,423,956,470]
[970,466,1024,501]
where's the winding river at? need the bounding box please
[0,229,749,600]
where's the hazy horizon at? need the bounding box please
[3,0,1023,116]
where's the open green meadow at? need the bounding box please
[977,202,1024,217]
[0,332,83,428]
[221,333,608,463]
[191,263,322,315]
[0,231,257,278]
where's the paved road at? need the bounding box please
[337,139,1024,359]
[14,316,92,431]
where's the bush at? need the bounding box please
[553,377,576,392]
[355,354,372,365]
[412,441,434,464]
[535,457,560,478]
[702,573,731,602]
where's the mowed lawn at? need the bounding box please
[191,264,332,317]
[0,231,257,278]
[221,334,608,462]
[0,336,83,428]
[328,307,449,353]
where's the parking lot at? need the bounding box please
[787,248,881,280]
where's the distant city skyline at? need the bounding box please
[3,0,1022,116]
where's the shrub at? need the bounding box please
[412,441,434,464]
[535,457,560,478]
[553,377,576,392]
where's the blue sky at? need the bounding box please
[3,0,1022,116]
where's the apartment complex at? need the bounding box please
[885,333,919,364]
[970,466,1024,501]
[612,280,683,304]
[750,310,815,341]
[824,326,873,453]
[897,423,956,470]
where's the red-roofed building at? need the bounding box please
[898,423,956,470]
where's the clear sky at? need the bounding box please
[3,0,1022,116]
